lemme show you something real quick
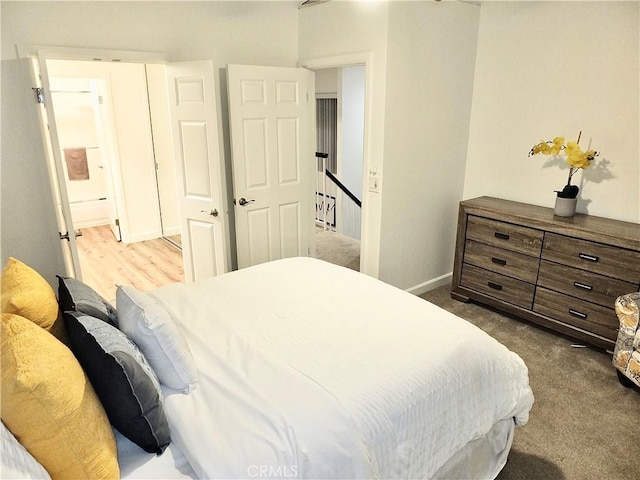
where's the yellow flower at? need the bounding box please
[564,141,580,155]
[550,137,565,155]
[531,142,544,155]
[567,150,589,169]
[584,149,597,162]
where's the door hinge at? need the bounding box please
[59,231,70,241]
[33,88,45,104]
[98,95,104,104]
[115,218,120,226]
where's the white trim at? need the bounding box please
[16,44,167,64]
[405,272,453,297]
[316,92,338,99]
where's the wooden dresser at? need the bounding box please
[451,196,640,350]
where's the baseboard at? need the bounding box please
[162,226,181,237]
[122,231,163,244]
[405,272,452,296]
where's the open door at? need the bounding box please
[166,60,228,282]
[227,64,314,269]
[30,57,83,278]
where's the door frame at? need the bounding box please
[18,45,169,279]
[300,52,373,275]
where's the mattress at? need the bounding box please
[150,257,534,479]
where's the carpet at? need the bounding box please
[420,286,640,480]
[315,228,360,271]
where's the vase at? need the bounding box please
[554,197,577,217]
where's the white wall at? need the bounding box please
[465,2,639,223]
[340,65,365,241]
[379,1,480,291]
[0,58,67,283]
[315,68,338,95]
[1,1,299,285]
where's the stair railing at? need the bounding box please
[315,152,361,234]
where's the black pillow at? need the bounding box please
[57,276,118,327]
[63,311,170,454]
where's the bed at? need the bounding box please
[1,256,534,479]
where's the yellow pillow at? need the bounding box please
[1,313,119,479]
[1,257,59,330]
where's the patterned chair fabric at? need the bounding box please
[612,292,640,387]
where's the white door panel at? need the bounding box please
[228,64,313,269]
[167,61,227,282]
[32,57,83,278]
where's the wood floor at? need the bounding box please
[75,225,357,302]
[76,225,184,303]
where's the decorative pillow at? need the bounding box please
[1,420,51,480]
[117,285,198,393]
[1,313,119,479]
[63,311,170,454]
[1,257,58,330]
[57,276,118,327]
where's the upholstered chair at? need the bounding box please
[612,292,640,388]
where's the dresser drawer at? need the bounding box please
[542,232,640,284]
[464,239,539,283]
[461,264,535,309]
[537,260,638,309]
[466,215,543,257]
[533,287,619,340]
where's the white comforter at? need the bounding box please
[151,258,533,479]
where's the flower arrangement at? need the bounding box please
[529,131,598,199]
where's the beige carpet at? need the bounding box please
[420,286,640,480]
[315,228,360,271]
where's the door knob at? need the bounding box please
[238,198,255,206]
[201,209,219,217]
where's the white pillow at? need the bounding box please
[116,285,198,393]
[1,421,51,480]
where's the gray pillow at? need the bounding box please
[57,276,118,327]
[63,311,170,454]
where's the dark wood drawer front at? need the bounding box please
[538,260,638,309]
[464,239,539,283]
[466,215,543,257]
[461,264,535,309]
[542,232,640,284]
[533,287,619,340]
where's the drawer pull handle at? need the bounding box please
[494,232,510,241]
[573,281,593,291]
[491,257,507,266]
[578,253,599,262]
[569,309,588,320]
[487,281,503,291]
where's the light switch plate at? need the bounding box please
[368,175,380,193]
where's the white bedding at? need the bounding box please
[150,257,534,479]
[116,431,196,479]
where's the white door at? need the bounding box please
[32,57,83,278]
[227,64,314,269]
[90,81,122,241]
[167,61,228,282]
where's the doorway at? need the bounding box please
[43,58,183,299]
[312,65,365,271]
